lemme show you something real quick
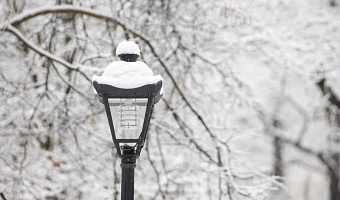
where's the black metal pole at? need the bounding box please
[120,148,137,200]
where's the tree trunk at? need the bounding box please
[317,78,340,200]
[330,0,337,7]
[329,166,339,200]
[274,136,284,177]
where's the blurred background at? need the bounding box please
[0,0,339,199]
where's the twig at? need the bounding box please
[0,192,7,200]
[3,5,218,148]
[49,60,94,105]
[6,24,78,70]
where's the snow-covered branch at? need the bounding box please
[6,24,78,71]
[49,60,94,104]
[3,5,218,147]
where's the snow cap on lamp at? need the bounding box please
[116,40,140,62]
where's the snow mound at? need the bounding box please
[92,61,163,89]
[116,40,140,56]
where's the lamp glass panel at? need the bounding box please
[108,98,148,140]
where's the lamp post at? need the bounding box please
[93,79,162,200]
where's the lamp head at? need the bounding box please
[93,80,162,158]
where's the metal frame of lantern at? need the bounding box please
[93,80,162,158]
[93,80,162,200]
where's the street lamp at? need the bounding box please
[93,74,162,200]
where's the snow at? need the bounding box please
[3,1,340,200]
[92,61,163,89]
[116,40,140,56]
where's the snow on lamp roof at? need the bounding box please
[92,61,163,89]
[116,40,141,56]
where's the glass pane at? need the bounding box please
[108,98,148,140]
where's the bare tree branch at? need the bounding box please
[2,5,218,147]
[49,60,94,104]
